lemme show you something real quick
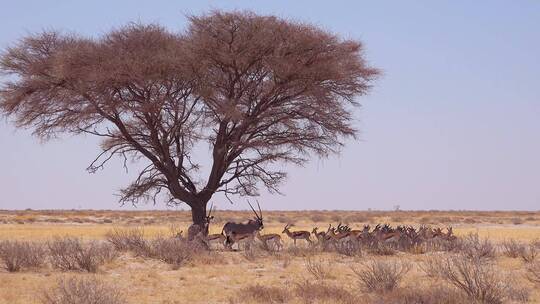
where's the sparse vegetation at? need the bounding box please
[47,237,117,272]
[520,244,538,263]
[456,233,496,260]
[374,286,469,304]
[423,254,524,304]
[294,280,358,304]
[40,277,126,304]
[526,261,540,285]
[304,257,334,280]
[105,227,146,252]
[0,210,539,303]
[501,239,526,258]
[0,240,45,272]
[235,284,291,304]
[352,260,411,293]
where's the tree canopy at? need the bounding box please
[0,11,379,224]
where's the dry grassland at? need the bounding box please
[0,210,539,304]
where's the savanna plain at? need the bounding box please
[1,209,539,304]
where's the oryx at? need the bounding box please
[221,200,263,250]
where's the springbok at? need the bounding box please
[282,224,312,246]
[326,224,353,243]
[257,232,283,251]
[221,200,264,250]
[445,227,457,241]
[312,227,327,243]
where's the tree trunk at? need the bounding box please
[190,201,207,226]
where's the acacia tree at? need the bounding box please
[0,11,378,226]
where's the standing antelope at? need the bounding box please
[257,232,283,251]
[221,200,264,250]
[312,227,327,243]
[326,224,353,243]
[282,224,312,246]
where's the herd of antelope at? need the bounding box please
[185,202,458,252]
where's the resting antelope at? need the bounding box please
[222,200,264,250]
[187,202,216,245]
[282,224,312,246]
[257,232,283,251]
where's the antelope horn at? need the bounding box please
[247,200,259,219]
[257,199,262,219]
[207,202,214,217]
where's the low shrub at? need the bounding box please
[334,240,362,257]
[526,261,540,284]
[373,285,469,304]
[294,280,358,304]
[40,277,126,304]
[0,240,46,272]
[235,284,291,304]
[105,227,147,252]
[48,237,117,272]
[304,257,334,280]
[150,237,196,269]
[352,259,411,293]
[501,239,526,258]
[424,254,522,304]
[369,243,396,256]
[519,244,538,263]
[456,233,496,260]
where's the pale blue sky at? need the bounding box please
[1,1,539,211]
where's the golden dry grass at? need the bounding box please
[1,210,539,304]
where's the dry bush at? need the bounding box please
[0,240,46,272]
[343,213,369,223]
[333,240,362,256]
[501,239,526,258]
[419,255,446,278]
[131,236,213,268]
[283,245,316,258]
[304,257,334,280]
[147,237,196,269]
[278,254,292,269]
[294,280,358,304]
[373,285,469,304]
[526,261,540,285]
[425,255,521,304]
[457,233,496,260]
[511,217,524,225]
[310,214,327,222]
[368,243,396,256]
[519,244,538,263]
[241,245,265,262]
[234,284,291,304]
[352,259,411,293]
[48,237,117,272]
[40,276,126,304]
[105,227,147,252]
[505,284,530,303]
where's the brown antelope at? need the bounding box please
[282,224,312,246]
[326,224,354,243]
[312,227,327,243]
[205,233,227,248]
[374,224,401,243]
[257,232,283,251]
[445,227,457,241]
[337,223,363,237]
